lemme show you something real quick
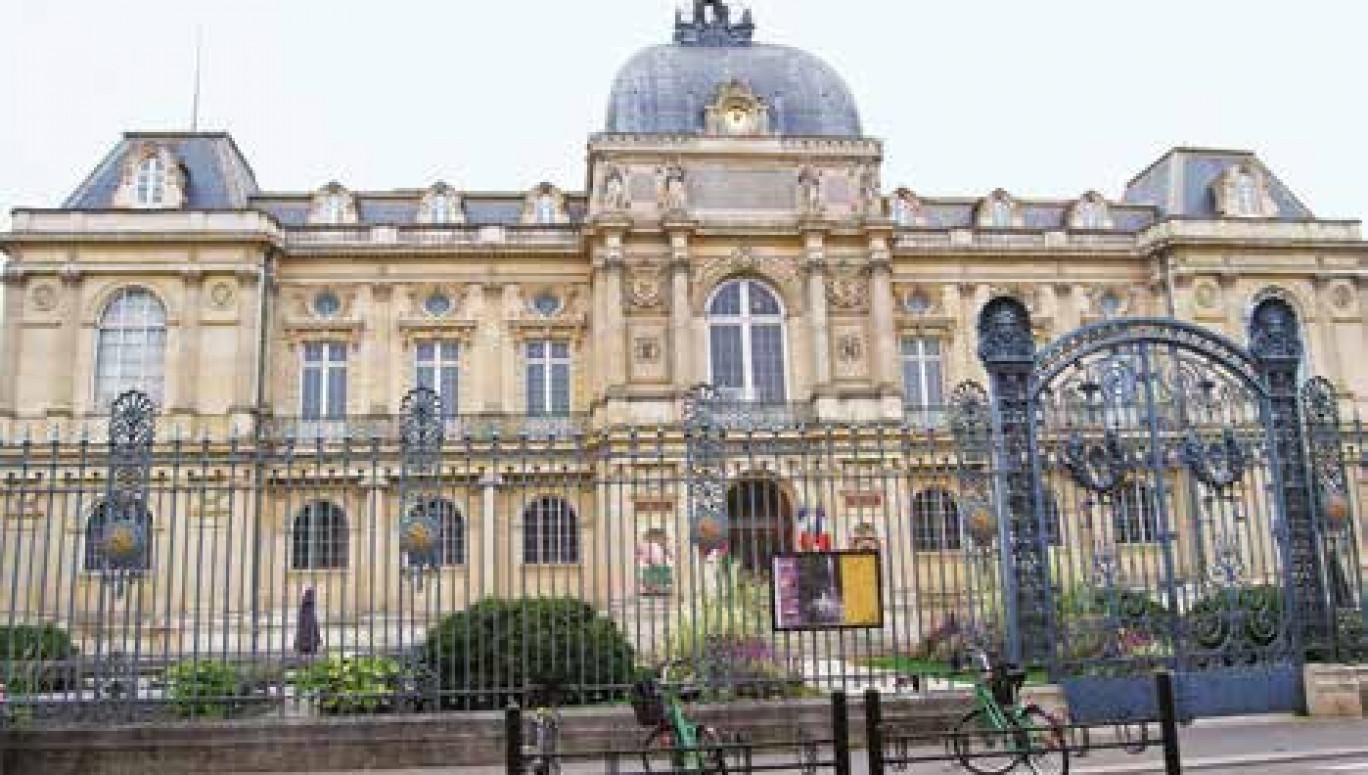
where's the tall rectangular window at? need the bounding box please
[526,341,570,416]
[415,341,460,417]
[901,337,944,409]
[301,342,347,420]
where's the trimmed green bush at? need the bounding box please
[421,597,635,710]
[0,624,78,694]
[294,655,404,715]
[164,660,243,719]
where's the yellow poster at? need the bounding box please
[839,554,881,626]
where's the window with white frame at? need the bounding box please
[291,501,349,570]
[535,194,557,225]
[415,341,460,417]
[526,341,571,416]
[135,155,168,207]
[95,288,168,408]
[523,496,580,565]
[1114,485,1160,544]
[900,337,944,411]
[301,342,348,420]
[707,279,787,403]
[1233,171,1261,216]
[427,192,458,224]
[912,489,961,552]
[320,192,347,224]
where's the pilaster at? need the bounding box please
[172,270,203,415]
[867,236,897,393]
[53,266,82,417]
[668,229,694,390]
[804,230,832,389]
[368,282,394,414]
[0,268,23,417]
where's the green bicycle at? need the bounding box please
[631,661,728,773]
[950,649,1068,774]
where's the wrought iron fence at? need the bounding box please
[0,385,1364,725]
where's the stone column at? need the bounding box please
[369,283,394,415]
[804,231,832,389]
[0,268,23,418]
[231,270,262,418]
[54,267,82,416]
[480,471,500,598]
[868,237,898,393]
[668,231,693,389]
[602,238,628,395]
[173,271,203,414]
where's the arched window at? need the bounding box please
[291,501,349,570]
[84,501,153,572]
[95,288,168,408]
[912,489,961,552]
[1114,486,1159,544]
[535,193,558,225]
[1233,170,1261,216]
[727,478,794,574]
[988,198,1013,229]
[427,192,457,224]
[523,496,579,565]
[135,155,167,207]
[707,279,787,402]
[320,192,347,224]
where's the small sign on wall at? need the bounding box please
[771,551,883,632]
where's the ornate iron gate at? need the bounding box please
[978,296,1318,720]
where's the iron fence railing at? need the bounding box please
[0,394,1364,725]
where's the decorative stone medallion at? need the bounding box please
[209,281,235,310]
[29,283,57,312]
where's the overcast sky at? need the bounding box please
[1,0,1365,227]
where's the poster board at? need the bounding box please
[771,551,883,632]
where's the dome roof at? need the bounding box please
[604,3,862,138]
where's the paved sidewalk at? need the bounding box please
[229,714,1368,774]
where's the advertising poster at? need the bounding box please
[771,551,883,631]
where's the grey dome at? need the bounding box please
[605,42,863,138]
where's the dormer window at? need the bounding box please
[135,156,167,207]
[310,184,357,225]
[420,185,464,225]
[1214,164,1275,219]
[536,195,556,224]
[989,199,1013,228]
[1070,192,1112,231]
[890,189,921,227]
[1233,171,1260,216]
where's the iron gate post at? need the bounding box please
[977,298,1051,665]
[1249,299,1327,654]
[1301,376,1359,659]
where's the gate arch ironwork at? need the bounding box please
[979,296,1319,720]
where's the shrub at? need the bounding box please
[0,624,78,694]
[164,660,243,719]
[294,655,404,715]
[1059,587,1169,662]
[421,597,636,710]
[1187,585,1282,652]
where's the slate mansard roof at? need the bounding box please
[1123,148,1314,219]
[64,132,260,210]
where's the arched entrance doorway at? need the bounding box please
[726,478,794,574]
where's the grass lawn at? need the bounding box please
[859,655,1049,685]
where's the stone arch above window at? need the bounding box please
[291,501,349,570]
[1068,191,1113,230]
[976,189,1020,229]
[310,183,358,225]
[1214,163,1277,218]
[522,183,568,225]
[911,489,961,552]
[418,183,465,225]
[114,143,187,209]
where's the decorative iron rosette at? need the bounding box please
[400,388,444,464]
[109,391,157,449]
[1181,428,1248,489]
[1063,430,1131,494]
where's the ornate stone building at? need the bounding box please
[0,1,1363,659]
